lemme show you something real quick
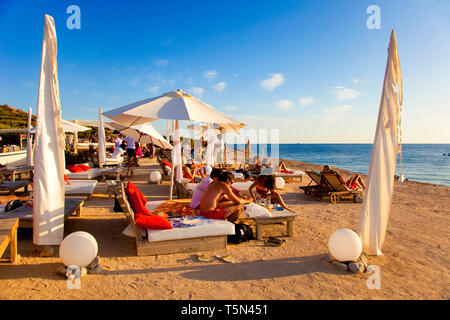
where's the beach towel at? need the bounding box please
[151,199,198,217]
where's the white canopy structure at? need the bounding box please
[103,89,244,199]
[108,121,172,149]
[33,14,65,246]
[357,30,403,256]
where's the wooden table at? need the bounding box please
[0,218,19,263]
[247,211,298,240]
[0,166,34,182]
[0,180,31,195]
[0,197,86,228]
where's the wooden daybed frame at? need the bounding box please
[114,181,228,256]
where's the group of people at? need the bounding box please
[188,166,295,223]
[111,133,156,164]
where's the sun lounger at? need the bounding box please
[319,171,365,204]
[115,182,235,256]
[66,167,123,180]
[65,180,97,200]
[273,169,305,182]
[299,171,322,195]
[0,180,31,195]
[0,218,19,263]
[0,197,86,228]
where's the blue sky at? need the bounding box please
[0,0,449,143]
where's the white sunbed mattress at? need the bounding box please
[122,200,235,242]
[66,168,105,179]
[65,180,97,194]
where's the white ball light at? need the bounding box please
[275,177,285,189]
[328,228,362,262]
[59,231,98,267]
[150,171,162,182]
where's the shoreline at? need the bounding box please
[0,157,448,300]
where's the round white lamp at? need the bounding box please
[150,171,162,183]
[275,177,285,189]
[59,231,98,268]
[328,228,362,262]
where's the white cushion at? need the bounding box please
[242,203,272,218]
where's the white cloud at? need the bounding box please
[225,105,238,111]
[323,105,352,122]
[190,87,205,98]
[152,58,169,67]
[298,95,315,107]
[214,81,226,93]
[204,70,218,80]
[334,87,361,101]
[276,100,294,111]
[260,73,285,91]
[148,86,160,94]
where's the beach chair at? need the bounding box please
[299,171,322,195]
[114,181,234,256]
[319,171,365,204]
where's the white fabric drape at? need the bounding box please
[171,120,182,183]
[26,107,33,166]
[33,14,65,245]
[357,30,403,255]
[205,123,215,167]
[98,108,107,166]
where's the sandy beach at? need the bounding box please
[0,157,448,300]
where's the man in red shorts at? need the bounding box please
[200,171,253,223]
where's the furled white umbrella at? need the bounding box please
[26,107,33,166]
[98,108,107,167]
[357,30,403,256]
[108,121,172,149]
[103,89,244,199]
[33,14,65,246]
[29,118,91,133]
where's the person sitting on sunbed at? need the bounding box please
[249,174,295,213]
[189,167,220,210]
[199,171,253,223]
[321,165,366,190]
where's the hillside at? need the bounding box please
[0,105,36,129]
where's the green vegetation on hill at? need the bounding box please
[0,105,36,129]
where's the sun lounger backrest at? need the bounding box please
[115,181,145,240]
[306,171,321,185]
[322,172,349,192]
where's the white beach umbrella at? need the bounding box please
[26,107,33,166]
[33,14,65,246]
[357,30,403,256]
[108,121,172,149]
[102,89,241,126]
[103,89,244,199]
[98,108,107,166]
[29,118,91,133]
[187,121,246,136]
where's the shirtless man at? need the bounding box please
[200,171,253,223]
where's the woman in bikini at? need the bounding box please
[249,174,295,213]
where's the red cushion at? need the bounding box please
[134,213,172,230]
[183,173,194,183]
[66,165,75,170]
[64,174,70,184]
[77,164,91,171]
[68,166,84,173]
[125,182,150,215]
[160,160,172,169]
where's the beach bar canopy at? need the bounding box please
[103,89,244,199]
[108,121,172,149]
[357,30,403,256]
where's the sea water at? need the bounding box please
[236,144,450,187]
